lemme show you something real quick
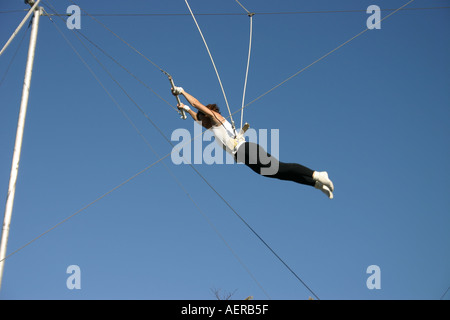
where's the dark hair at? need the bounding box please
[197,104,220,121]
[205,104,220,114]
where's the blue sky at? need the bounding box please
[0,0,449,300]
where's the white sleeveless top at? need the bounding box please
[210,120,245,155]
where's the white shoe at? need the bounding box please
[313,171,334,192]
[315,181,334,199]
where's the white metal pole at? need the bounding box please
[0,5,42,290]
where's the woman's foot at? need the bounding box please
[315,181,334,199]
[313,171,334,192]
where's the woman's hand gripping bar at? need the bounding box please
[167,74,187,120]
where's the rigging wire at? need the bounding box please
[52,1,178,114]
[238,7,254,130]
[0,19,31,88]
[76,31,177,113]
[3,6,449,16]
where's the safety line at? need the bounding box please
[238,5,254,130]
[184,0,236,135]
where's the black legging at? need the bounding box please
[235,142,315,186]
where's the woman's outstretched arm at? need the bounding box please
[173,87,217,120]
[177,103,199,121]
